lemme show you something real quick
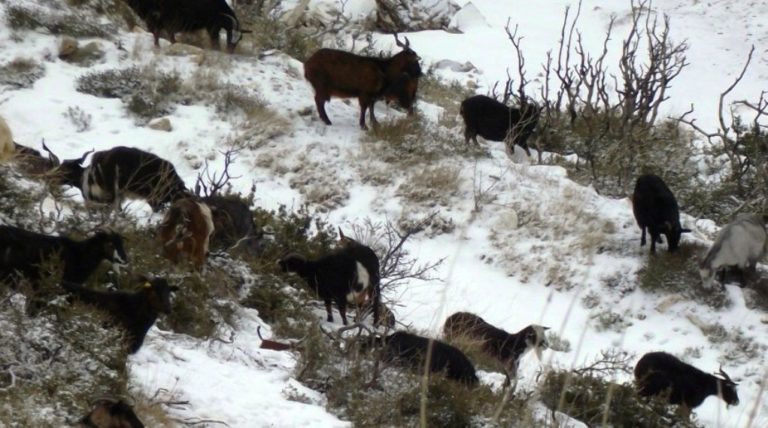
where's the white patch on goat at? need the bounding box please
[346,261,370,304]
[83,166,109,203]
[197,201,215,254]
[530,325,548,361]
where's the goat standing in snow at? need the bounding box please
[699,214,767,290]
[632,174,690,253]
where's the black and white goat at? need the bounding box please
[443,312,548,386]
[338,228,382,326]
[62,277,178,354]
[279,247,375,326]
[699,214,767,290]
[634,352,739,416]
[0,226,127,286]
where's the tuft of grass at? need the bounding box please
[397,164,462,207]
[636,241,730,309]
[0,58,45,90]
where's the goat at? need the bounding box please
[279,248,375,325]
[443,312,548,387]
[338,228,381,326]
[80,398,144,428]
[460,95,540,156]
[0,226,127,286]
[699,214,767,290]
[632,174,690,253]
[202,195,263,255]
[377,331,478,385]
[157,198,215,270]
[124,0,251,53]
[304,34,422,130]
[47,145,189,212]
[62,277,178,354]
[0,116,13,162]
[634,352,739,416]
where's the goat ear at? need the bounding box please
[169,285,180,292]
[542,326,551,330]
[240,29,252,34]
[681,228,692,233]
[338,227,344,240]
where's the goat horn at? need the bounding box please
[716,366,738,385]
[394,33,409,49]
[41,139,60,166]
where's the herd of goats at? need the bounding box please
[0,0,762,425]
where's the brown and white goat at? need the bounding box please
[443,312,549,387]
[157,198,214,270]
[304,34,422,130]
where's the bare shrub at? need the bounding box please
[396,164,461,207]
[5,3,113,38]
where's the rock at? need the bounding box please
[148,117,172,132]
[58,36,78,59]
[433,59,477,73]
[449,2,489,32]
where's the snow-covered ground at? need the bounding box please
[1,0,767,426]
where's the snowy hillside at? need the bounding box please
[1,0,767,427]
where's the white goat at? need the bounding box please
[699,214,767,289]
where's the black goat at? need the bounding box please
[304,34,422,129]
[125,0,251,53]
[632,174,691,253]
[62,277,178,354]
[279,249,375,325]
[338,228,381,326]
[443,312,548,386]
[47,146,189,212]
[378,331,478,385]
[202,195,263,255]
[634,352,739,415]
[460,95,540,156]
[80,398,145,428]
[0,226,127,286]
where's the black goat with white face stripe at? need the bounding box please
[279,248,375,326]
[47,146,188,212]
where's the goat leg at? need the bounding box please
[324,300,334,323]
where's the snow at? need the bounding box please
[1,0,767,426]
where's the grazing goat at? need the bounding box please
[124,0,251,52]
[700,214,767,290]
[634,352,739,416]
[62,277,178,353]
[0,226,127,286]
[47,146,189,212]
[202,195,262,255]
[378,331,478,385]
[632,174,690,253]
[0,116,13,162]
[443,312,548,386]
[80,398,145,428]
[279,248,375,325]
[460,95,540,156]
[157,198,215,270]
[304,34,422,130]
[338,228,381,326]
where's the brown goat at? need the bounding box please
[157,198,214,270]
[80,398,144,428]
[304,34,422,130]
